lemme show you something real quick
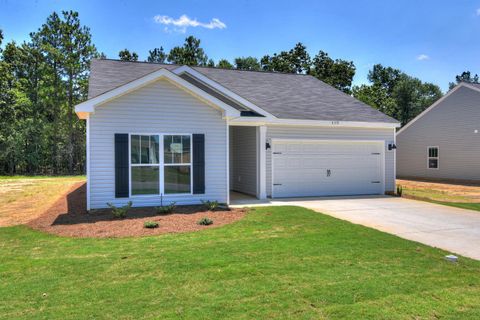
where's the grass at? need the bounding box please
[400,182,480,212]
[1,206,480,319]
[401,187,472,203]
[435,202,480,212]
[0,175,85,226]
[0,175,84,180]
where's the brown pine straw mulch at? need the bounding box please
[27,183,246,238]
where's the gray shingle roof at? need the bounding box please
[468,83,480,89]
[88,59,398,123]
[88,59,175,99]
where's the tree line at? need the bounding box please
[0,11,478,175]
[115,38,479,127]
[0,11,97,175]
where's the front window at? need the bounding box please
[164,135,191,194]
[428,147,439,169]
[131,135,160,195]
[129,134,192,196]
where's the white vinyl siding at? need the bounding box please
[397,86,480,181]
[266,125,395,197]
[229,126,257,195]
[88,79,227,209]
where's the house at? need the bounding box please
[397,82,480,181]
[75,59,399,210]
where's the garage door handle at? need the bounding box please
[371,181,380,184]
[371,152,380,155]
[273,152,282,154]
[273,183,282,186]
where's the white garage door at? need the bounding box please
[272,140,384,198]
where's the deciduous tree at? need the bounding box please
[119,49,138,61]
[353,64,442,126]
[234,56,261,71]
[147,47,166,63]
[449,71,479,90]
[217,59,233,69]
[261,43,310,74]
[167,36,208,66]
[309,51,355,93]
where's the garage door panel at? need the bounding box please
[272,140,383,198]
[274,167,378,183]
[273,156,381,171]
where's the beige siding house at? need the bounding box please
[76,59,399,210]
[397,83,480,181]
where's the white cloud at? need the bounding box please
[153,14,226,33]
[476,8,480,16]
[416,54,430,61]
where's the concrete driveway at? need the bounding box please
[232,196,480,260]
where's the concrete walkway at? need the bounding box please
[231,196,480,260]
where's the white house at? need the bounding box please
[397,82,480,181]
[75,59,400,210]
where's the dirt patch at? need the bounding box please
[0,177,85,227]
[26,183,246,238]
[397,179,480,202]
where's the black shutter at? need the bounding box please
[192,134,205,194]
[115,134,129,198]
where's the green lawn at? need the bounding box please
[1,206,480,319]
[430,201,480,212]
[400,185,480,212]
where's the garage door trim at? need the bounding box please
[271,139,386,198]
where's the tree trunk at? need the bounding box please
[68,71,74,174]
[51,62,59,175]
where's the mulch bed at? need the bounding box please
[27,183,247,238]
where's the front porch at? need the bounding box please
[230,191,270,206]
[228,125,267,203]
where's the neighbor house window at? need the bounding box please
[428,147,439,169]
[131,135,160,195]
[163,135,191,194]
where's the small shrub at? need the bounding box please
[155,202,176,214]
[198,217,213,226]
[144,221,159,229]
[107,201,132,218]
[201,200,219,211]
[396,185,403,197]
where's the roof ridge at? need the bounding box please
[93,58,314,77]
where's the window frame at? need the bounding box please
[163,134,193,195]
[427,146,439,170]
[128,133,193,197]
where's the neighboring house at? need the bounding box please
[75,59,399,210]
[397,82,480,181]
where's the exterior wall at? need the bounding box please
[88,78,227,209]
[266,125,396,196]
[229,126,257,195]
[397,86,480,181]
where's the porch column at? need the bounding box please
[257,126,267,199]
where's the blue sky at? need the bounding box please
[1,0,480,92]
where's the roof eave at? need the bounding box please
[230,116,400,128]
